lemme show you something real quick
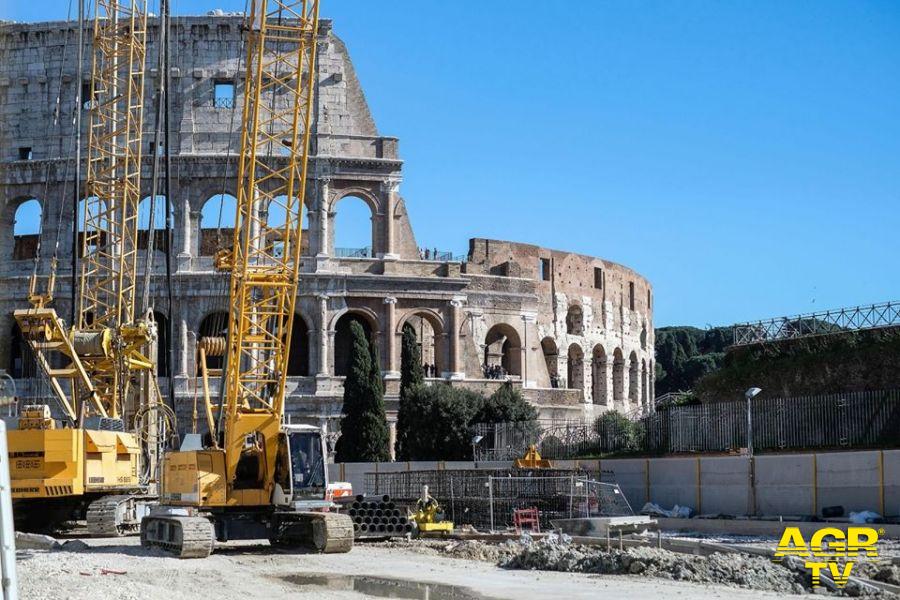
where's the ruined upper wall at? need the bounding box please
[0,15,392,162]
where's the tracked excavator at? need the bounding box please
[140,0,353,557]
[8,0,172,535]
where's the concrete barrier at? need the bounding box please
[330,449,898,518]
[754,454,814,516]
[698,456,751,516]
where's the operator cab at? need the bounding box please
[273,424,331,510]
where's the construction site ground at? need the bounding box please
[20,532,892,600]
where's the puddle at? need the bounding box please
[281,573,491,599]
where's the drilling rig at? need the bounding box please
[8,0,170,535]
[140,0,354,558]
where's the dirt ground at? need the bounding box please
[16,536,810,600]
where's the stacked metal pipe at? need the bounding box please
[348,494,413,538]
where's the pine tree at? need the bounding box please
[395,323,424,460]
[334,321,390,462]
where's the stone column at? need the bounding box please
[379,179,400,260]
[383,296,399,377]
[447,297,465,379]
[316,294,329,377]
[316,178,331,258]
[178,318,189,376]
[178,205,198,271]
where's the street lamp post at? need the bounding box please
[471,434,483,467]
[745,387,761,456]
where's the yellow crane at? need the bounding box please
[140,0,353,558]
[9,0,166,535]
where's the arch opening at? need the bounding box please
[567,343,584,392]
[333,311,375,377]
[331,195,375,258]
[591,345,608,405]
[13,199,42,259]
[138,196,174,252]
[628,351,640,406]
[612,348,625,408]
[402,312,445,377]
[287,314,310,377]
[200,194,237,256]
[483,323,522,378]
[266,195,311,260]
[540,337,559,388]
[77,197,109,258]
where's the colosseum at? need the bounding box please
[0,15,655,445]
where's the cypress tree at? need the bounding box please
[335,321,390,462]
[395,323,424,460]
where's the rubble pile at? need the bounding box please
[499,537,890,596]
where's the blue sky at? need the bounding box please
[5,1,899,327]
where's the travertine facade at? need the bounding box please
[0,15,654,439]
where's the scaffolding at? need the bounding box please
[365,469,633,532]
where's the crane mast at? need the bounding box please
[220,0,319,487]
[79,0,151,417]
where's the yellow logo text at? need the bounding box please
[774,526,880,587]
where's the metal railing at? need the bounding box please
[476,389,900,458]
[733,300,900,346]
[213,97,235,109]
[334,246,372,258]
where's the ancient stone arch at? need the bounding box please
[567,343,584,392]
[540,337,559,385]
[12,198,41,260]
[483,323,522,377]
[199,193,237,256]
[287,313,311,377]
[396,308,446,375]
[612,347,625,407]
[332,309,378,376]
[629,350,640,406]
[592,344,608,405]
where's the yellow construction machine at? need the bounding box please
[140,0,354,557]
[8,0,170,535]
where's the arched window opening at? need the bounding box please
[483,323,522,378]
[567,343,584,392]
[13,199,42,259]
[629,351,640,405]
[152,311,170,379]
[137,196,174,252]
[333,312,374,377]
[287,314,310,377]
[592,345,608,405]
[200,194,237,256]
[332,195,374,258]
[540,337,559,388]
[612,348,625,407]
[640,326,648,350]
[403,313,444,377]
[566,304,583,336]
[197,311,229,374]
[266,195,311,260]
[641,359,648,413]
[77,197,109,258]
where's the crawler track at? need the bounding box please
[140,515,215,558]
[86,495,154,537]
